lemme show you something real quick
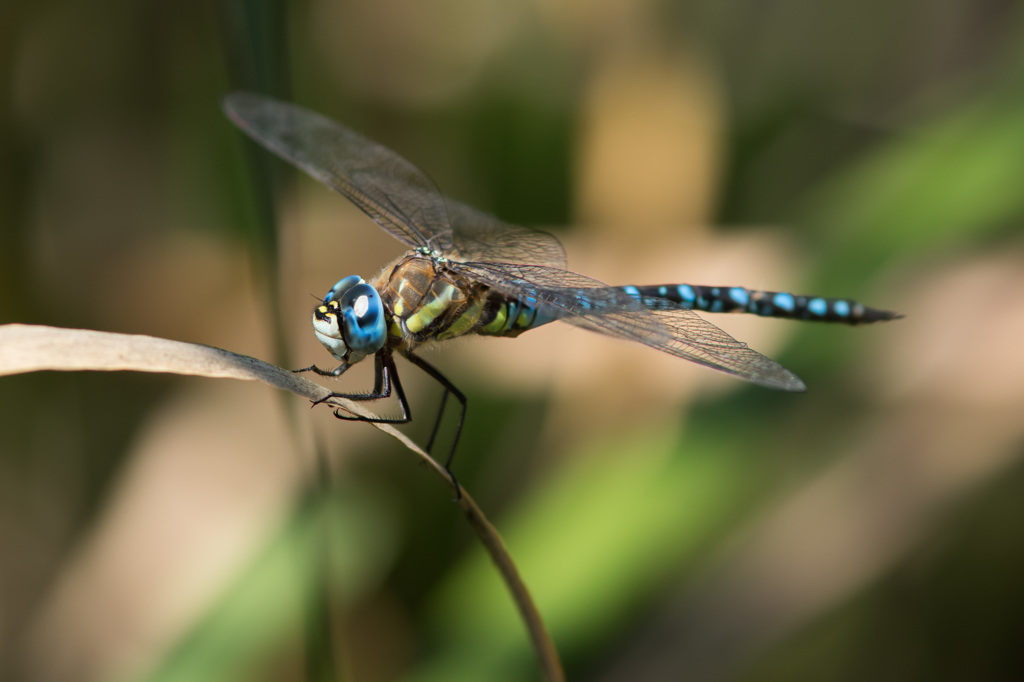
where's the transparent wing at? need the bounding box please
[643,307,806,391]
[445,199,567,268]
[224,92,570,268]
[224,92,444,249]
[455,262,806,391]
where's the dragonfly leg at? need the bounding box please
[295,363,350,377]
[405,352,466,498]
[425,389,449,454]
[320,352,412,425]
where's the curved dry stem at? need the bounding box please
[0,324,564,682]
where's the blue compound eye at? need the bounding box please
[339,283,386,355]
[323,275,363,305]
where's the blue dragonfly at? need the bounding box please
[223,92,900,481]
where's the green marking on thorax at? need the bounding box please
[404,283,455,334]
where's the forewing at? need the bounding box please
[445,199,568,268]
[223,92,447,249]
[457,262,805,391]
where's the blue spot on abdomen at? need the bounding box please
[728,287,749,306]
[773,292,795,312]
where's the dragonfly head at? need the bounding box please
[313,276,386,364]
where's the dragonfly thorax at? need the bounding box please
[414,244,447,262]
[313,276,387,364]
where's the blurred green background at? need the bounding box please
[3,0,1024,681]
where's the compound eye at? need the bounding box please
[339,283,386,355]
[323,275,363,305]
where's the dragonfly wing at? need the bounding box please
[641,307,806,391]
[458,262,806,391]
[445,199,568,268]
[223,92,449,250]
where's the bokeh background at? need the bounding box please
[3,0,1024,680]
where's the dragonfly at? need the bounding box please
[223,92,900,484]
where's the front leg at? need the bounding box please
[312,352,412,425]
[294,362,350,377]
[302,361,354,409]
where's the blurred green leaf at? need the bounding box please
[803,93,1024,284]
[408,426,746,679]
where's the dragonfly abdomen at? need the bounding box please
[620,284,901,325]
[477,291,557,337]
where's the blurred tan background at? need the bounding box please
[2,0,1024,681]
